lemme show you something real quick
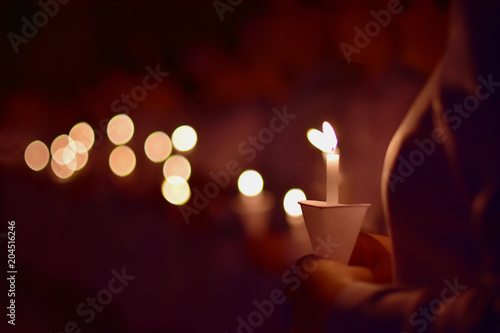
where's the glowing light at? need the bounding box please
[69,122,95,151]
[144,131,172,162]
[161,176,191,205]
[62,144,76,165]
[283,189,307,217]
[307,121,338,153]
[72,141,89,170]
[109,145,136,177]
[51,135,74,165]
[25,140,50,171]
[172,125,197,152]
[59,140,88,172]
[51,157,75,179]
[308,121,339,205]
[107,114,134,145]
[238,170,264,197]
[163,155,191,180]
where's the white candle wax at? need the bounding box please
[326,152,339,205]
[307,121,339,205]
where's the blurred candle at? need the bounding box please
[234,170,274,238]
[25,140,50,171]
[172,125,197,152]
[238,169,263,197]
[283,188,312,258]
[283,188,306,226]
[237,169,265,212]
[307,121,339,205]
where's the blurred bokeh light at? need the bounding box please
[72,141,89,171]
[51,135,74,165]
[162,155,191,180]
[144,131,172,162]
[161,175,191,205]
[237,170,264,197]
[69,122,95,151]
[25,140,50,171]
[109,145,136,177]
[283,188,306,217]
[107,114,135,145]
[51,156,75,179]
[172,125,197,152]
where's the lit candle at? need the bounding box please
[237,169,264,205]
[283,188,306,226]
[326,152,339,205]
[307,121,339,205]
[283,188,313,257]
[234,170,274,238]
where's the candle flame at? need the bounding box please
[238,170,264,197]
[283,188,306,217]
[307,121,338,153]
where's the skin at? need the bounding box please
[287,233,393,333]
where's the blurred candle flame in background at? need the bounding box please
[69,122,95,151]
[238,169,264,197]
[24,140,50,171]
[283,188,306,220]
[172,125,197,152]
[162,175,191,205]
[107,114,135,145]
[109,145,136,177]
[144,131,172,162]
[163,154,191,180]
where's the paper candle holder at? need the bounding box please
[298,200,370,264]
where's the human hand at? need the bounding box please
[287,233,393,332]
[287,256,373,333]
[349,233,393,283]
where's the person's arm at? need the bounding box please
[288,255,500,333]
[326,270,500,333]
[289,184,500,333]
[288,232,394,332]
